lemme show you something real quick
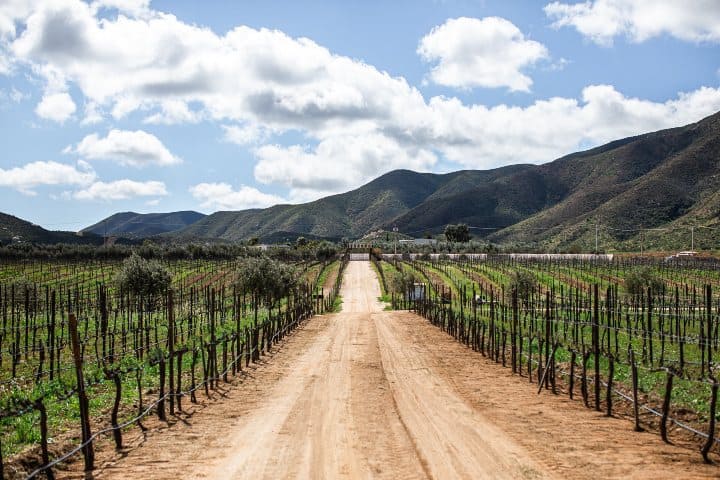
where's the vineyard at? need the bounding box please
[376,254,720,461]
[0,254,346,479]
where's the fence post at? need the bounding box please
[69,313,94,471]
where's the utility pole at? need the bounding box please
[393,225,398,255]
[640,229,644,256]
[691,226,695,251]
[595,223,599,254]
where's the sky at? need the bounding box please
[0,0,719,231]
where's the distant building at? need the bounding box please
[399,238,437,245]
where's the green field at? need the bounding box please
[383,255,720,451]
[0,255,346,473]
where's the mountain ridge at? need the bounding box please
[4,110,719,250]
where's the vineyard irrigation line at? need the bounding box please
[552,359,720,445]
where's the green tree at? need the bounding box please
[315,241,337,262]
[236,256,297,326]
[625,267,664,296]
[115,253,172,307]
[390,269,417,297]
[444,224,471,243]
[509,270,537,306]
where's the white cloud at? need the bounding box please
[222,123,268,146]
[254,134,437,202]
[92,0,150,17]
[74,179,167,200]
[2,1,720,203]
[143,99,200,124]
[67,129,181,167]
[0,87,28,106]
[0,0,36,40]
[427,84,720,168]
[6,1,429,136]
[0,52,11,74]
[545,0,720,45]
[0,160,95,195]
[189,183,285,210]
[35,91,76,122]
[80,100,103,125]
[418,17,548,91]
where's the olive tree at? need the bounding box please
[444,224,471,243]
[236,256,297,326]
[115,252,172,308]
[508,270,537,307]
[625,266,664,296]
[390,269,417,298]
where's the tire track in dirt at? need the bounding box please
[84,261,718,480]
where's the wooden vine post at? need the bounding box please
[706,285,712,374]
[511,289,518,374]
[69,313,94,471]
[168,290,175,416]
[593,284,601,411]
[34,399,54,480]
[630,349,642,432]
[701,377,718,463]
[660,369,674,443]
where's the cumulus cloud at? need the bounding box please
[418,17,548,91]
[254,134,438,201]
[222,123,268,146]
[2,1,720,204]
[6,0,428,136]
[143,99,201,124]
[189,183,286,210]
[0,52,11,74]
[74,179,167,200]
[67,129,181,167]
[0,160,95,195]
[35,91,76,122]
[92,0,150,17]
[0,87,28,106]
[545,0,720,45]
[428,84,720,168]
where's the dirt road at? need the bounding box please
[89,261,718,479]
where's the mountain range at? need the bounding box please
[82,211,205,238]
[2,110,719,251]
[0,212,103,245]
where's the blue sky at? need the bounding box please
[0,0,719,230]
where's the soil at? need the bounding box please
[56,261,718,479]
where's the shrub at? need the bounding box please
[115,253,172,300]
[509,270,537,305]
[315,241,337,262]
[625,267,664,296]
[389,269,417,296]
[236,256,297,310]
